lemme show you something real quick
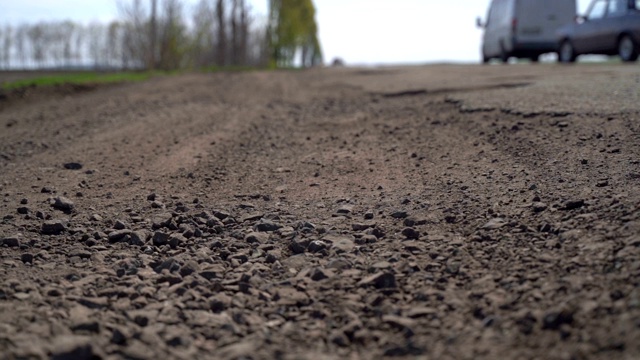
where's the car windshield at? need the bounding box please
[609,0,627,15]
[588,0,608,19]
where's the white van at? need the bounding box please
[477,0,577,63]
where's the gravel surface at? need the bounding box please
[0,64,639,360]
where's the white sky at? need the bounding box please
[2,0,594,64]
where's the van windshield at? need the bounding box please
[488,0,515,27]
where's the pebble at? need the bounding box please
[532,202,548,212]
[390,210,408,219]
[41,220,66,235]
[245,232,269,244]
[2,236,20,247]
[129,231,148,246]
[401,227,420,240]
[152,232,170,246]
[336,204,354,214]
[108,230,131,243]
[51,196,74,213]
[21,253,34,264]
[254,220,282,232]
[564,200,585,210]
[358,272,397,289]
[63,162,83,170]
[168,233,187,248]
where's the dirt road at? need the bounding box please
[1,65,639,359]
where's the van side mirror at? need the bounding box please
[476,17,484,28]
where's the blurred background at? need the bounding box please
[0,0,594,70]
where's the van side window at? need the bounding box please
[636,0,640,9]
[587,0,608,19]
[608,0,627,15]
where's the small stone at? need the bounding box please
[113,220,127,230]
[542,309,574,330]
[403,217,428,227]
[71,321,100,334]
[17,207,29,215]
[564,200,585,210]
[245,232,269,244]
[21,253,34,264]
[265,253,277,263]
[352,222,375,231]
[336,204,354,214]
[2,236,20,247]
[168,234,187,248]
[309,268,330,281]
[90,214,103,222]
[358,234,378,244]
[111,327,128,345]
[63,162,83,170]
[108,229,131,243]
[596,180,609,187]
[364,211,374,220]
[20,198,28,205]
[390,210,408,219]
[532,202,548,212]
[358,272,397,289]
[42,220,66,235]
[240,213,263,222]
[401,227,420,240]
[51,196,74,213]
[290,238,311,254]
[129,231,148,246]
[152,232,170,246]
[179,260,200,277]
[254,220,282,232]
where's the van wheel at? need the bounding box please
[530,55,540,63]
[500,49,509,64]
[559,40,576,63]
[618,35,639,62]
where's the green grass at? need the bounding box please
[1,72,155,91]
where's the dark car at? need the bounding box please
[557,0,640,62]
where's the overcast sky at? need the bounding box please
[2,0,593,64]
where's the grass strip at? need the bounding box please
[1,72,154,91]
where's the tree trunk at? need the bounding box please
[149,0,158,69]
[216,0,226,66]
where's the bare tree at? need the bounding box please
[149,0,158,69]
[157,0,186,70]
[192,0,215,67]
[118,0,149,68]
[0,27,4,69]
[88,22,106,69]
[216,0,226,66]
[15,25,28,69]
[27,24,46,68]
